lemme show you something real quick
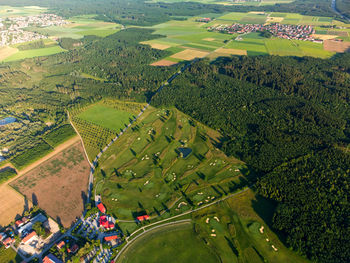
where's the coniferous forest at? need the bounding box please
[152,55,350,263]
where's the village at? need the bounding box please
[209,23,318,42]
[0,198,152,263]
[0,14,68,46]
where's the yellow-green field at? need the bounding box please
[141,12,349,64]
[26,15,122,39]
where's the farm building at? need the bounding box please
[21,231,37,244]
[15,219,25,228]
[99,215,115,230]
[2,236,14,248]
[136,215,150,222]
[43,253,63,263]
[104,235,119,241]
[0,232,6,241]
[97,203,106,213]
[56,240,65,249]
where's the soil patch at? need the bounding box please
[324,39,350,52]
[11,141,90,227]
[171,49,209,60]
[151,59,178,66]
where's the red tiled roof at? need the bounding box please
[104,235,119,241]
[137,215,150,221]
[15,220,23,226]
[22,231,37,244]
[56,240,65,249]
[43,254,63,263]
[97,203,106,213]
[3,237,13,246]
[68,244,79,254]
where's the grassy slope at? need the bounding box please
[77,104,134,131]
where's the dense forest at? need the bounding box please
[151,54,350,263]
[0,28,177,161]
[0,0,340,25]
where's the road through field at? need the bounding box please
[0,135,79,226]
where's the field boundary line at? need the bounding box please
[67,111,92,167]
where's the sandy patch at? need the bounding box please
[312,34,338,40]
[203,38,215,41]
[0,184,31,227]
[327,30,349,37]
[0,46,18,61]
[324,39,350,52]
[215,48,247,55]
[171,49,209,60]
[141,42,171,50]
[266,17,284,23]
[151,59,178,66]
[11,140,90,228]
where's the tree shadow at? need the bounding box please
[32,193,39,206]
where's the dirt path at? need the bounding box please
[0,135,79,226]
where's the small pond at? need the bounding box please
[178,147,192,158]
[0,117,16,126]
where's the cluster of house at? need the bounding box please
[0,213,48,251]
[209,23,319,42]
[195,17,212,23]
[0,14,68,46]
[41,239,80,263]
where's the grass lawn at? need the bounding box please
[3,45,66,62]
[77,104,134,131]
[0,247,22,263]
[118,223,219,263]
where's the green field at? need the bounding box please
[0,5,46,18]
[44,124,76,147]
[77,104,134,131]
[71,100,143,160]
[118,223,219,263]
[26,15,122,39]
[3,46,66,62]
[141,11,345,61]
[117,189,310,263]
[93,106,250,237]
[0,246,22,263]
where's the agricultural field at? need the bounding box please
[10,141,90,227]
[71,100,143,161]
[117,189,310,263]
[141,12,349,63]
[94,106,252,235]
[3,45,66,62]
[26,15,122,39]
[0,5,46,18]
[0,183,30,227]
[146,0,294,6]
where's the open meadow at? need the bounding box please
[117,189,310,263]
[10,141,90,227]
[93,105,251,235]
[141,11,349,64]
[71,100,143,161]
[0,5,46,18]
[26,15,122,39]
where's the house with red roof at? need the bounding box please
[104,235,119,241]
[99,215,114,229]
[2,237,14,248]
[43,253,63,263]
[15,219,24,228]
[56,240,65,250]
[136,215,150,222]
[21,231,37,245]
[0,232,7,242]
[67,243,79,254]
[97,203,106,213]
